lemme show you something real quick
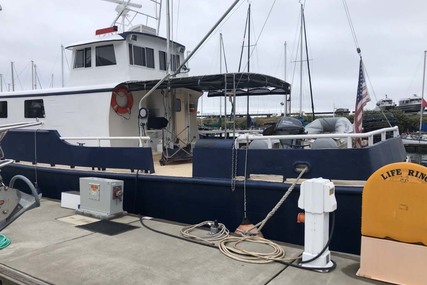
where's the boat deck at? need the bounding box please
[0,199,390,285]
[17,155,367,187]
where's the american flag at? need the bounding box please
[354,59,370,147]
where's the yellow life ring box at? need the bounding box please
[362,162,427,245]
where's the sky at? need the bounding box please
[0,0,426,115]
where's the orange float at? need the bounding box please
[111,86,133,114]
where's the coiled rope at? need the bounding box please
[181,220,230,244]
[218,236,292,264]
[218,167,308,263]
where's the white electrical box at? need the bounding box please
[78,177,126,219]
[298,178,337,269]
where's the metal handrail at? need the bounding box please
[199,129,263,135]
[233,126,400,149]
[0,121,43,132]
[58,126,400,149]
[60,136,151,147]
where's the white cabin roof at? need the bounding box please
[65,34,125,49]
[65,31,186,50]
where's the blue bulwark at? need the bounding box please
[193,137,407,181]
[1,129,154,173]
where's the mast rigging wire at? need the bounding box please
[342,0,392,127]
[342,0,359,52]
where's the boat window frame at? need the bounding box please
[133,45,146,66]
[175,98,181,112]
[24,99,45,119]
[129,44,155,69]
[171,54,180,72]
[74,47,92,68]
[95,44,117,67]
[0,101,7,118]
[146,48,155,68]
[159,51,166,71]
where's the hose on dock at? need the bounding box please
[0,234,11,249]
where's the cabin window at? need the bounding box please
[24,99,45,118]
[159,51,166,71]
[159,52,179,71]
[74,47,91,68]
[96,44,116,66]
[0,101,7,118]
[146,48,155,68]
[129,44,155,69]
[171,54,180,72]
[175,98,181,112]
[134,46,146,66]
[128,44,133,65]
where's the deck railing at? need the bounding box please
[59,126,400,149]
[60,136,151,147]
[233,126,400,149]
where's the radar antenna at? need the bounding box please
[101,0,161,34]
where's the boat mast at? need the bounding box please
[284,41,289,116]
[236,3,251,128]
[10,62,14,92]
[246,3,251,129]
[219,33,229,120]
[31,61,34,90]
[302,6,315,120]
[166,0,171,74]
[299,4,303,117]
[61,45,65,87]
[31,61,38,90]
[419,50,426,134]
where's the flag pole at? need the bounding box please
[354,48,371,147]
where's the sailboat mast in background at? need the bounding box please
[419,50,426,135]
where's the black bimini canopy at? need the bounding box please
[125,73,291,97]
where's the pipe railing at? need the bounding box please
[59,126,400,149]
[0,121,43,132]
[199,129,263,135]
[233,126,400,149]
[60,136,151,147]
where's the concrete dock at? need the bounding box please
[0,199,389,285]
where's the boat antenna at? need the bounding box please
[102,0,144,32]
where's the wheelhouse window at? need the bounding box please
[0,101,7,118]
[129,44,155,69]
[171,54,180,72]
[146,48,155,68]
[134,46,146,66]
[96,44,116,66]
[159,52,180,71]
[24,99,45,118]
[159,51,166,71]
[74,47,91,68]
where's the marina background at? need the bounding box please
[0,0,427,114]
